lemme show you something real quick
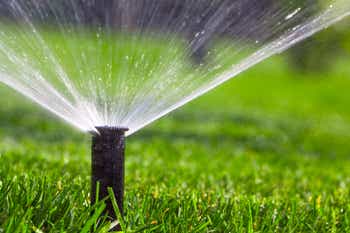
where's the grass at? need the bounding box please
[1,55,350,232]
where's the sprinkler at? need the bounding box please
[91,126,128,228]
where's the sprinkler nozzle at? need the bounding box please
[91,126,128,228]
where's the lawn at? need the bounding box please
[1,55,350,232]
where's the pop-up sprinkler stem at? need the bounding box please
[91,126,128,226]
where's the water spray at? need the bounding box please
[91,126,128,226]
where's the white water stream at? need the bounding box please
[0,0,349,135]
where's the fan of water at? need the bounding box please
[0,0,349,135]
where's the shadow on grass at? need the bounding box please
[0,106,85,143]
[135,111,344,158]
[0,97,346,158]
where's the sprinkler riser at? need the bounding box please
[91,126,128,225]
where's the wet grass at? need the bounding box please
[1,57,350,232]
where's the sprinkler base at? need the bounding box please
[91,126,128,229]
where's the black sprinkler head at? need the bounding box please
[91,126,128,228]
